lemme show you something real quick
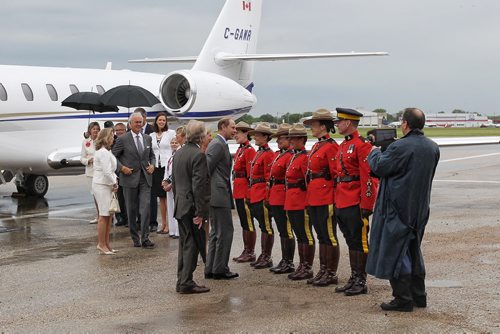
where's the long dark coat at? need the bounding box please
[366,129,440,279]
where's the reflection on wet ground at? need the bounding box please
[0,146,499,332]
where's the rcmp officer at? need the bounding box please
[232,122,257,263]
[267,123,295,274]
[333,108,378,296]
[284,124,313,280]
[302,109,341,286]
[248,123,276,268]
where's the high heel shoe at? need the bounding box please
[111,249,118,253]
[97,246,114,255]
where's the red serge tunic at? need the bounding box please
[334,130,378,210]
[305,135,339,207]
[232,141,256,200]
[284,148,308,211]
[268,148,293,206]
[249,144,274,204]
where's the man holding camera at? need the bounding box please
[366,108,440,312]
[334,108,378,296]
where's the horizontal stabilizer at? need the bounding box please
[128,57,198,63]
[218,52,388,61]
[128,52,388,64]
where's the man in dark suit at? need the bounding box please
[112,111,156,248]
[204,118,238,280]
[172,120,211,294]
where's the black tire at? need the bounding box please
[25,174,49,197]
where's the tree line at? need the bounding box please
[240,109,493,125]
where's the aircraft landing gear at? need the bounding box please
[15,174,49,197]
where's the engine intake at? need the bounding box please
[160,71,196,114]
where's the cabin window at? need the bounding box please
[46,84,58,101]
[21,83,34,101]
[69,84,79,94]
[0,83,7,101]
[96,85,105,95]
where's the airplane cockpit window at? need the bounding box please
[46,84,58,101]
[0,83,7,101]
[21,83,34,101]
[69,84,79,94]
[96,85,106,95]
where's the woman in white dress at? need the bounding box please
[162,137,180,238]
[80,122,100,224]
[92,128,118,255]
[151,112,176,234]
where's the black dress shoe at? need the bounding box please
[179,285,210,294]
[115,220,127,227]
[213,272,239,280]
[380,299,414,312]
[133,241,141,247]
[205,273,214,279]
[150,225,158,233]
[142,240,155,249]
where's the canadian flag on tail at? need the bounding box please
[242,1,251,11]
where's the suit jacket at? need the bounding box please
[172,142,210,219]
[112,131,155,187]
[92,148,117,185]
[206,134,233,208]
[80,138,95,177]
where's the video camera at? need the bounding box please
[367,128,397,151]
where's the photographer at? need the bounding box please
[366,108,440,312]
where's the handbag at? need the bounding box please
[109,192,121,214]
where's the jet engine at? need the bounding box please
[159,70,256,117]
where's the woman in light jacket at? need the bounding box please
[92,128,118,255]
[81,122,100,224]
[162,137,180,238]
[151,112,176,234]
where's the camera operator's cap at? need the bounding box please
[271,123,292,138]
[287,124,308,137]
[248,122,274,136]
[235,121,253,132]
[303,108,336,125]
[335,108,363,121]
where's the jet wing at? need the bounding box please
[128,52,388,63]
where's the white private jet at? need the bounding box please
[0,0,387,197]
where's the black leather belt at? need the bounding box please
[306,171,332,182]
[233,171,247,178]
[270,178,285,186]
[336,175,360,183]
[250,178,266,186]
[286,181,306,191]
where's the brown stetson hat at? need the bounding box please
[303,108,337,125]
[248,122,274,136]
[235,121,253,132]
[287,124,308,137]
[271,123,292,138]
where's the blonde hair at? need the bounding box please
[176,126,186,137]
[95,128,114,150]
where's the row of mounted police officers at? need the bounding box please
[231,107,378,296]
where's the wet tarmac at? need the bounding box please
[0,144,499,332]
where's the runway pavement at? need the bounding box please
[0,144,499,332]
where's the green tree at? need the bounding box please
[372,108,387,114]
[259,113,275,123]
[288,113,303,124]
[302,112,313,117]
[452,109,467,113]
[238,114,254,124]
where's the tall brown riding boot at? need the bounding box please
[288,243,304,280]
[274,238,295,274]
[270,237,287,273]
[236,230,256,263]
[314,245,339,286]
[250,232,265,266]
[291,244,314,280]
[335,249,357,293]
[254,234,274,269]
[345,251,368,296]
[308,244,326,284]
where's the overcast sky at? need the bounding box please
[2,0,499,116]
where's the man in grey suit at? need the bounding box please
[172,120,211,294]
[204,118,239,280]
[112,111,156,248]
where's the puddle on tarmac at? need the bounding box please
[426,280,463,288]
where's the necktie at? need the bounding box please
[136,135,144,155]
